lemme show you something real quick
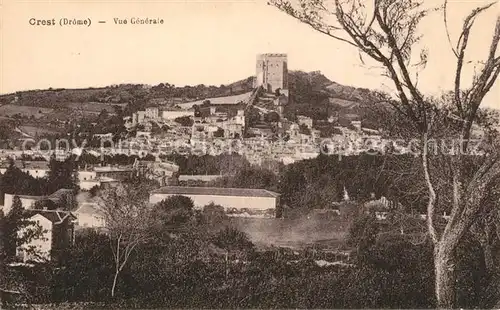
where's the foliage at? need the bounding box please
[278,153,428,215]
[213,127,225,138]
[151,195,196,233]
[2,196,45,262]
[210,167,278,191]
[97,184,154,297]
[174,116,194,127]
[299,123,311,135]
[212,227,254,253]
[46,155,79,193]
[163,153,250,175]
[0,161,46,202]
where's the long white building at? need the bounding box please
[149,186,280,218]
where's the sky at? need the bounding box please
[0,0,498,109]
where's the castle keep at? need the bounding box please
[254,53,288,94]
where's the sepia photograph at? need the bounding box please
[0,0,499,308]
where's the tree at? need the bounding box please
[214,127,225,138]
[0,160,46,200]
[212,227,254,280]
[201,203,226,225]
[247,107,261,127]
[174,116,194,127]
[53,230,114,302]
[270,0,500,307]
[4,196,27,258]
[299,123,311,135]
[46,155,78,194]
[151,195,196,232]
[264,111,280,124]
[97,184,153,298]
[0,196,45,307]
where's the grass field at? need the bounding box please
[231,217,349,250]
[0,105,54,119]
[66,102,123,114]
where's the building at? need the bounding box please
[234,109,245,126]
[223,122,243,139]
[255,53,288,93]
[3,194,46,214]
[77,169,102,190]
[297,115,313,129]
[145,107,159,119]
[132,111,146,125]
[93,165,134,181]
[74,203,106,229]
[351,120,362,132]
[162,109,195,120]
[94,133,113,139]
[149,186,280,218]
[3,189,75,215]
[133,158,180,186]
[16,210,76,262]
[0,160,50,179]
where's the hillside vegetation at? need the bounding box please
[0,71,386,131]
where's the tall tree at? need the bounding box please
[269,0,500,307]
[97,184,153,298]
[46,155,78,194]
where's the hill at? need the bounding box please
[286,70,386,130]
[0,71,385,129]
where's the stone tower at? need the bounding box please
[255,53,288,94]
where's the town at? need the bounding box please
[1,0,500,308]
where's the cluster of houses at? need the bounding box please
[1,178,282,263]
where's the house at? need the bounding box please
[145,107,159,119]
[3,189,75,214]
[297,115,313,129]
[94,133,113,139]
[131,111,146,125]
[223,122,243,139]
[74,203,106,229]
[0,160,50,179]
[149,186,280,218]
[93,165,134,181]
[78,169,100,190]
[16,210,76,263]
[78,170,97,182]
[351,120,362,131]
[133,158,180,186]
[136,131,152,138]
[3,194,46,214]
[77,168,122,190]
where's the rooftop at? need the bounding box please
[75,203,105,217]
[151,186,280,198]
[26,210,76,224]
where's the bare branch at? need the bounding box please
[443,0,459,58]
[269,0,360,49]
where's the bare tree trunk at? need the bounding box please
[472,209,499,276]
[473,225,495,274]
[435,244,456,309]
[111,268,119,298]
